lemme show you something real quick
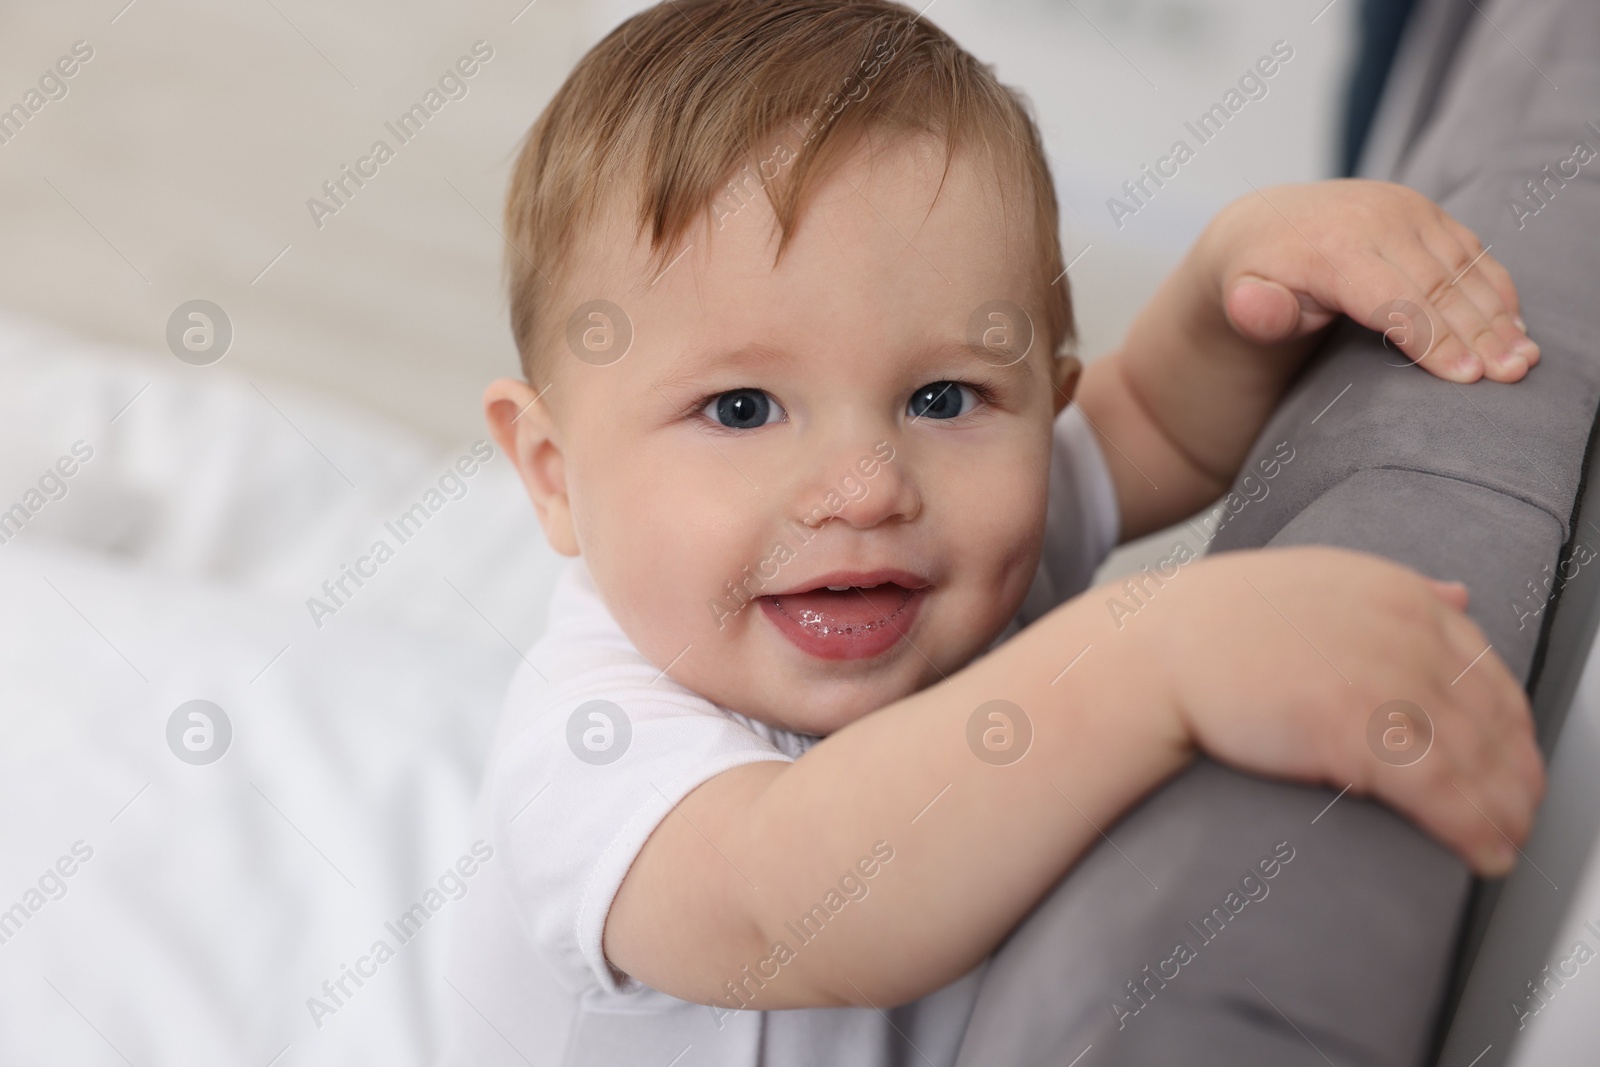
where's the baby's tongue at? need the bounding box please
[772,584,907,628]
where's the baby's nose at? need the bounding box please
[790,439,918,531]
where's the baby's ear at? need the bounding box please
[484,377,580,557]
[1051,353,1082,416]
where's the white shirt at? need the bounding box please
[441,405,1119,1067]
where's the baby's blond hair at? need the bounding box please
[505,0,1073,377]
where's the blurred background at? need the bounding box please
[0,1,1359,1064]
[0,0,1355,444]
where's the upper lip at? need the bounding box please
[764,568,931,597]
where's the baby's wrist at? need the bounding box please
[1052,584,1194,768]
[1110,558,1223,757]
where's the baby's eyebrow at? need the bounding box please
[651,341,793,392]
[927,338,1039,375]
[651,336,1033,395]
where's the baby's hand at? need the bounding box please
[1143,546,1544,876]
[1203,180,1538,383]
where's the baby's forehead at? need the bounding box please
[600,139,1038,295]
[808,152,1031,284]
[537,137,1053,381]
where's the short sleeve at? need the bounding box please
[488,568,798,997]
[1016,402,1122,625]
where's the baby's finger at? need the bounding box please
[1351,259,1477,380]
[1411,701,1532,875]
[1422,223,1537,379]
[1371,753,1513,876]
[1425,578,1469,611]
[1380,243,1510,381]
[1453,773,1525,876]
[1469,724,1542,854]
[1446,265,1534,379]
[1452,706,1540,874]
[1441,215,1523,325]
[1438,641,1542,850]
[1224,276,1302,343]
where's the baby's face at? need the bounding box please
[509,135,1065,734]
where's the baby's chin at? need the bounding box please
[711,658,955,738]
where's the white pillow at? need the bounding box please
[0,311,565,651]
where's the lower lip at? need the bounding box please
[759,586,924,661]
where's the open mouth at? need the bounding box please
[759,576,925,661]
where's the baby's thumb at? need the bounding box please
[1425,578,1470,611]
[1224,275,1334,344]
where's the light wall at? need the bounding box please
[0,0,1353,449]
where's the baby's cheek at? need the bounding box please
[579,480,687,617]
[942,470,1047,626]
[955,457,1044,552]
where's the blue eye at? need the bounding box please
[908,381,975,420]
[704,388,783,429]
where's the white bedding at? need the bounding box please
[11,301,1600,1066]
[0,314,565,1065]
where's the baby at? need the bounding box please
[443,1,1545,1063]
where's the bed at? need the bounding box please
[0,312,565,1066]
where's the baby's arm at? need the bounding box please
[1076,180,1540,540]
[606,546,1541,1010]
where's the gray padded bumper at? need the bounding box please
[953,0,1600,1063]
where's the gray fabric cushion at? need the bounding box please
[955,759,1465,1066]
[953,0,1600,1063]
[1214,326,1585,676]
